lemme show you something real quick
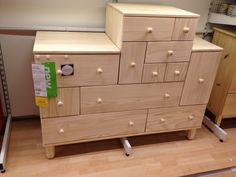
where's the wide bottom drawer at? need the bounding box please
[146,105,206,133]
[41,110,147,145]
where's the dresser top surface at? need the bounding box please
[108,3,199,18]
[33,31,120,54]
[192,37,223,52]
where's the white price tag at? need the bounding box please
[32,64,47,97]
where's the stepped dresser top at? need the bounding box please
[192,37,223,52]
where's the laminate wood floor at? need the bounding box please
[2,118,236,177]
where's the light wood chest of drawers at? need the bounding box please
[33,3,222,159]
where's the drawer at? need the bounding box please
[145,41,192,63]
[146,105,206,132]
[229,72,236,93]
[41,110,147,145]
[123,17,175,41]
[165,62,188,82]
[119,42,146,84]
[172,18,198,41]
[40,87,79,118]
[81,82,184,114]
[142,63,166,83]
[222,94,236,117]
[34,54,119,87]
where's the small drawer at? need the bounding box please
[41,110,147,145]
[142,63,166,83]
[229,72,236,93]
[172,18,198,41]
[146,105,206,133]
[165,62,189,82]
[123,17,175,41]
[81,82,184,114]
[34,54,119,87]
[39,87,79,118]
[145,41,192,63]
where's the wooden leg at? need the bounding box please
[215,115,223,126]
[45,146,55,159]
[187,129,197,140]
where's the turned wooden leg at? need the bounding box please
[215,115,223,126]
[187,129,197,140]
[45,146,55,159]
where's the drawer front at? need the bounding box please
[119,42,146,84]
[40,87,79,118]
[229,72,236,93]
[81,82,184,114]
[222,94,236,117]
[172,18,198,41]
[123,17,175,41]
[142,63,166,83]
[145,41,192,63]
[146,105,205,132]
[41,110,147,145]
[181,52,221,105]
[165,62,189,82]
[34,54,119,87]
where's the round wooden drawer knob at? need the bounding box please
[59,128,64,134]
[97,98,102,104]
[164,93,170,98]
[147,27,153,33]
[183,27,190,33]
[130,62,136,67]
[152,71,158,76]
[160,118,166,123]
[174,70,180,75]
[57,69,62,75]
[57,101,64,106]
[188,115,194,120]
[167,50,174,56]
[198,78,205,83]
[97,68,103,74]
[64,55,69,59]
[46,55,50,59]
[129,121,134,126]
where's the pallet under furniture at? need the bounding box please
[33,3,223,159]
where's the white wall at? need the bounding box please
[0,0,211,117]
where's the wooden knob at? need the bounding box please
[160,118,166,123]
[198,78,205,83]
[129,121,134,126]
[147,27,153,33]
[59,128,64,133]
[130,62,136,67]
[64,55,69,59]
[57,69,62,75]
[57,101,63,106]
[174,70,180,75]
[97,98,102,104]
[152,71,158,77]
[167,50,174,56]
[183,27,190,33]
[46,55,50,59]
[164,93,170,98]
[97,68,103,74]
[188,115,194,120]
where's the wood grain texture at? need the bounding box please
[222,93,236,118]
[146,105,206,132]
[41,110,147,145]
[123,17,175,41]
[229,71,236,93]
[81,82,184,114]
[119,42,146,84]
[181,52,221,105]
[145,41,192,63]
[39,87,79,118]
[35,54,120,87]
[33,31,120,54]
[172,18,198,41]
[142,63,166,83]
[165,62,189,82]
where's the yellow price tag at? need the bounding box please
[35,97,48,107]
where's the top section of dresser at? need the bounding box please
[107,3,200,18]
[192,37,223,52]
[33,31,120,54]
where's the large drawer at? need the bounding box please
[146,105,205,132]
[123,17,175,41]
[145,41,192,63]
[81,82,184,114]
[40,87,79,118]
[34,54,119,87]
[41,110,147,145]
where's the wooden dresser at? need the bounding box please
[33,3,222,159]
[208,27,236,125]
